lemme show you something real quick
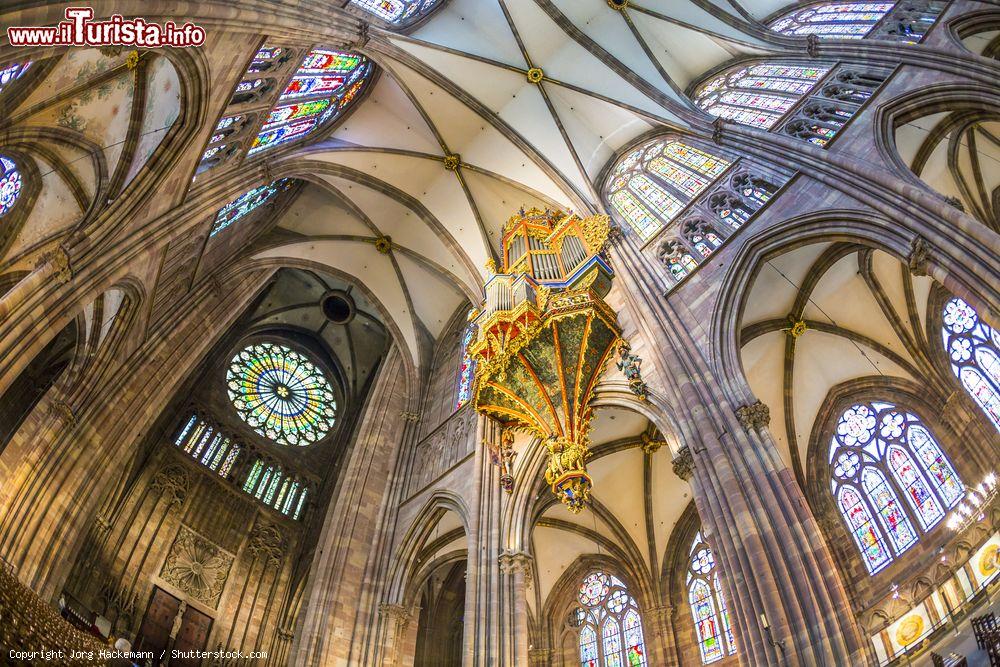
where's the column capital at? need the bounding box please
[736,400,770,432]
[499,549,534,587]
[907,236,931,276]
[671,446,695,481]
[378,603,417,630]
[528,647,553,665]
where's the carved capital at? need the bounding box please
[736,400,770,432]
[151,465,189,508]
[355,22,370,49]
[48,398,77,427]
[712,117,726,145]
[498,549,534,587]
[379,603,416,631]
[36,245,73,284]
[648,604,674,629]
[528,647,553,665]
[248,520,285,564]
[401,410,421,423]
[671,446,695,481]
[943,195,965,213]
[806,34,820,57]
[907,236,931,277]
[606,221,624,245]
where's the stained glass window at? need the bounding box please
[238,455,309,518]
[829,402,964,573]
[769,2,895,38]
[576,571,647,667]
[694,63,829,130]
[227,341,337,447]
[248,48,372,156]
[350,0,443,26]
[0,61,31,96]
[174,415,242,479]
[666,252,698,281]
[942,297,1000,433]
[456,312,477,409]
[211,180,291,237]
[687,533,737,664]
[606,139,731,241]
[0,156,23,218]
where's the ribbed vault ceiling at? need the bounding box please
[258,0,788,369]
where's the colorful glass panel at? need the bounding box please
[863,467,918,553]
[0,61,32,96]
[456,313,477,409]
[576,571,647,666]
[769,2,895,39]
[886,444,943,529]
[838,485,891,572]
[667,253,698,281]
[248,49,372,156]
[0,156,23,218]
[226,341,337,447]
[691,579,723,663]
[580,624,599,667]
[606,139,731,240]
[830,401,963,571]
[602,621,624,667]
[942,297,1000,433]
[694,63,830,130]
[350,0,442,24]
[687,533,736,663]
[211,180,290,237]
[713,573,736,655]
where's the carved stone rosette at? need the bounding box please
[159,526,234,609]
[671,446,695,481]
[736,400,770,432]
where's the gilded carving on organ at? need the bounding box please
[160,526,234,608]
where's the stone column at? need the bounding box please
[645,604,676,667]
[289,348,413,667]
[498,549,533,667]
[608,231,869,666]
[378,603,417,666]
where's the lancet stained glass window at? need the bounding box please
[606,140,731,241]
[174,414,243,478]
[694,64,829,130]
[769,2,895,38]
[211,179,291,237]
[829,402,964,573]
[942,297,1000,433]
[248,48,372,156]
[575,571,647,666]
[227,341,337,447]
[0,156,22,218]
[241,456,309,518]
[350,0,443,26]
[456,313,477,409]
[687,533,737,664]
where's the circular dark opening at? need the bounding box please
[321,291,355,324]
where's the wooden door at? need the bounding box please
[136,587,180,663]
[172,604,212,667]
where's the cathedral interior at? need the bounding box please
[0,1,999,666]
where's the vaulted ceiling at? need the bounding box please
[259,0,791,371]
